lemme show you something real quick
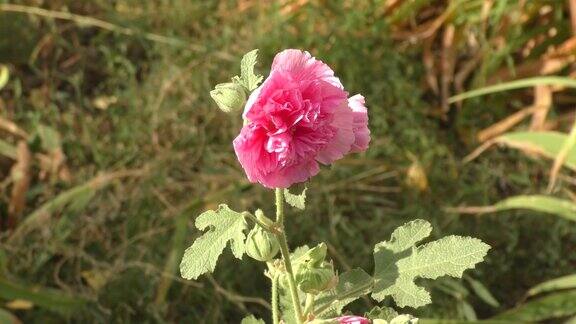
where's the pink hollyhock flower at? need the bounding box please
[233,49,370,188]
[337,315,371,324]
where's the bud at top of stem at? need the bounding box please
[210,82,246,114]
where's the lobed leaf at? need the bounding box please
[315,268,374,317]
[233,49,263,91]
[284,187,307,210]
[278,245,311,323]
[365,306,399,321]
[372,219,490,308]
[179,204,247,280]
[240,315,265,324]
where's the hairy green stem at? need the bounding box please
[274,188,304,324]
[242,212,278,234]
[272,273,280,324]
[275,188,285,224]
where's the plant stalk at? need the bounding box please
[274,188,304,324]
[271,273,280,324]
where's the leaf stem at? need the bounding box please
[242,212,279,234]
[274,188,304,324]
[271,273,280,324]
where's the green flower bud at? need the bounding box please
[245,226,280,262]
[210,82,246,114]
[305,242,327,267]
[295,261,337,294]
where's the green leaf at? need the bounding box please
[315,268,374,316]
[284,187,307,210]
[233,49,263,91]
[12,172,133,242]
[436,278,469,298]
[240,315,265,324]
[479,195,576,222]
[458,300,477,321]
[37,125,62,152]
[466,277,500,307]
[389,314,419,324]
[279,245,310,323]
[418,320,520,324]
[372,219,490,308]
[0,139,17,159]
[493,290,576,321]
[0,65,9,91]
[527,273,576,297]
[0,277,87,315]
[180,204,247,280]
[0,308,20,324]
[365,306,399,321]
[279,280,306,324]
[495,131,576,171]
[289,245,311,267]
[449,76,576,103]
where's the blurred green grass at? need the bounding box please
[0,0,575,323]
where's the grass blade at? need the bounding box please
[527,274,576,297]
[496,131,576,171]
[0,277,87,315]
[449,77,576,103]
[493,290,576,321]
[448,195,576,222]
[548,119,576,191]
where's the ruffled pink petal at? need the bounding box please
[233,123,276,183]
[234,49,370,188]
[244,51,349,121]
[348,94,370,153]
[242,85,262,119]
[315,101,355,165]
[234,123,320,189]
[271,49,343,88]
[259,160,320,188]
[337,315,371,324]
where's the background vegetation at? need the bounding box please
[0,0,575,323]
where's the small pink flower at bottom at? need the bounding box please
[337,315,371,324]
[233,49,370,189]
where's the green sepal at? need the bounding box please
[245,225,280,262]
